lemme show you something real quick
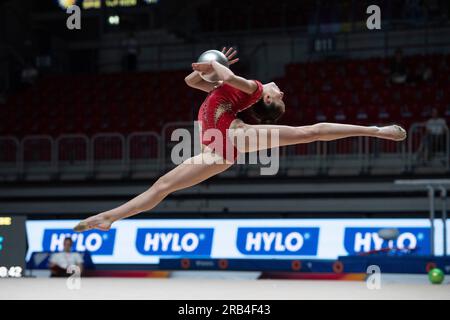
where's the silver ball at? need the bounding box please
[197,50,229,82]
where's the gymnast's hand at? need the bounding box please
[213,47,238,89]
[222,47,239,66]
[192,61,214,74]
[191,47,239,75]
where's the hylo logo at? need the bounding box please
[344,228,429,255]
[42,229,115,255]
[136,228,214,256]
[236,228,319,256]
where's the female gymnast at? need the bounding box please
[74,47,406,232]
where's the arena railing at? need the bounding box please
[126,132,161,179]
[322,137,365,175]
[281,135,407,176]
[281,142,324,175]
[91,133,128,179]
[21,135,56,178]
[0,136,20,178]
[408,123,450,172]
[56,134,91,179]
[0,132,162,181]
[0,122,448,180]
[364,127,408,175]
[161,121,196,173]
[160,121,240,177]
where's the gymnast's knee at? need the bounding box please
[229,119,250,131]
[293,124,322,142]
[152,176,173,197]
[229,121,253,152]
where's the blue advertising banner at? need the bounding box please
[26,219,446,264]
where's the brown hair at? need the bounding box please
[250,98,285,124]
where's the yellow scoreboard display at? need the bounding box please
[0,216,26,277]
[56,0,158,10]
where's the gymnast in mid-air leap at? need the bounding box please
[74,47,406,232]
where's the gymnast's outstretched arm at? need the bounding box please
[184,71,217,93]
[192,60,258,95]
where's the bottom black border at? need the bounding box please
[3,300,446,318]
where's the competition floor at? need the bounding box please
[1,275,449,300]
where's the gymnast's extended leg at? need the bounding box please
[230,121,406,153]
[74,152,232,231]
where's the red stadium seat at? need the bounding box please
[2,54,449,140]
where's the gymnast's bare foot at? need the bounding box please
[377,125,407,141]
[73,214,113,232]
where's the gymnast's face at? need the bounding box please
[263,82,285,110]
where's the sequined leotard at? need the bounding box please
[197,80,264,163]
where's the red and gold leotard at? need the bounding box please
[197,80,264,163]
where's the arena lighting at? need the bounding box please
[0,217,12,226]
[56,0,78,10]
[55,0,158,10]
[108,15,120,25]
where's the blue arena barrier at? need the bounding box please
[158,256,450,274]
